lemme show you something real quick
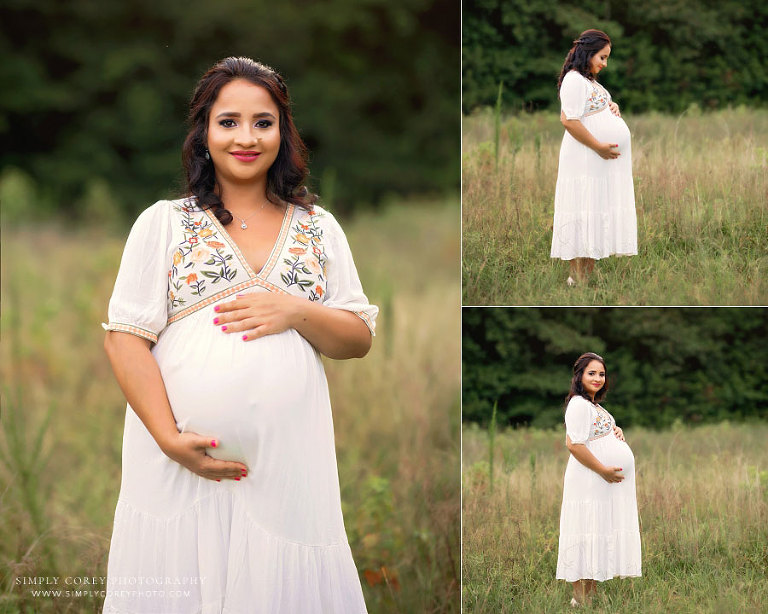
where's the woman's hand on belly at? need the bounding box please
[566,439,625,483]
[595,141,621,160]
[599,465,625,483]
[164,432,249,482]
[613,425,625,441]
[609,101,621,117]
[214,292,297,341]
[214,292,372,359]
[561,114,620,160]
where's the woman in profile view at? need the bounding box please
[550,29,637,286]
[102,57,377,613]
[556,352,641,606]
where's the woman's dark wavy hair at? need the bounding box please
[557,29,612,93]
[182,57,317,224]
[564,352,609,410]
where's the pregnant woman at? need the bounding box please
[550,29,637,285]
[102,57,377,613]
[556,352,642,607]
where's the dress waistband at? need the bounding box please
[583,105,609,118]
[588,430,612,441]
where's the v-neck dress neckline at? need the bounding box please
[202,203,295,280]
[104,198,378,337]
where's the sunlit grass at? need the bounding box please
[462,107,768,305]
[0,198,460,613]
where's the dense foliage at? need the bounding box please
[0,0,458,219]
[462,308,768,429]
[463,0,768,114]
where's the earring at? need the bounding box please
[205,149,210,160]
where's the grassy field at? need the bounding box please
[462,422,768,613]
[462,107,768,305]
[0,199,461,614]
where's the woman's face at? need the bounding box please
[581,359,606,399]
[207,78,281,189]
[589,44,611,76]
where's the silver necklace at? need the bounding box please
[231,201,266,229]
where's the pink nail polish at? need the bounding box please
[216,479,221,482]
[210,440,217,447]
[221,326,227,331]
[235,477,241,481]
[213,318,219,325]
[242,334,248,341]
[214,305,220,312]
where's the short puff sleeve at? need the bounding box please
[321,211,378,336]
[564,396,593,444]
[560,71,588,120]
[102,201,173,344]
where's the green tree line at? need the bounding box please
[0,0,458,221]
[463,0,768,114]
[463,308,768,429]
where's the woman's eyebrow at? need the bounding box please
[214,111,278,120]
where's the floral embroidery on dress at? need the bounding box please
[280,209,328,302]
[590,405,615,440]
[168,202,239,307]
[585,81,610,114]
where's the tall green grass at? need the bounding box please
[462,107,768,305]
[463,422,768,613]
[0,199,460,613]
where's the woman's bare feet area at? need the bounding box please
[567,257,596,285]
[571,579,596,606]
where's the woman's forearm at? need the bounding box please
[290,300,372,359]
[566,438,624,483]
[560,113,619,160]
[560,114,602,152]
[104,331,248,480]
[104,331,180,451]
[568,442,608,475]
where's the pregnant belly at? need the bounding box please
[153,317,322,464]
[592,435,636,478]
[588,109,631,155]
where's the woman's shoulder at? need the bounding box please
[126,198,203,238]
[169,196,203,213]
[134,197,197,218]
[129,199,173,226]
[563,70,587,82]
[560,70,589,93]
[296,202,345,233]
[300,202,332,219]
[566,395,594,410]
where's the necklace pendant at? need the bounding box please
[240,222,248,230]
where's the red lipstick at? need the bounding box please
[230,151,260,162]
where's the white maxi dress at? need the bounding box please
[101,198,378,614]
[550,70,637,260]
[556,395,642,582]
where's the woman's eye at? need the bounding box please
[219,119,236,128]
[255,119,273,129]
